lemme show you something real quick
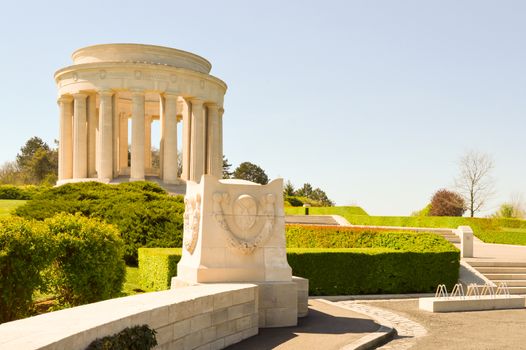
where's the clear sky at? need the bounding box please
[0,0,524,216]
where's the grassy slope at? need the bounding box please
[286,206,526,246]
[285,206,368,216]
[0,200,26,217]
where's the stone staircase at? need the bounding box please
[467,260,526,294]
[285,215,338,226]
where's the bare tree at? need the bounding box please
[455,150,495,217]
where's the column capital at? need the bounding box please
[98,89,114,97]
[163,92,178,100]
[72,92,88,99]
[189,98,204,107]
[205,103,219,111]
[57,95,73,104]
[219,107,225,116]
[130,89,145,97]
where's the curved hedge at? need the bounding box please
[15,181,184,265]
[0,185,42,200]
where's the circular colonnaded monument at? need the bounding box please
[54,43,227,186]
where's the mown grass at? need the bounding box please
[0,200,26,217]
[285,206,368,216]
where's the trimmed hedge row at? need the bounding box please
[0,214,125,323]
[137,246,459,295]
[138,248,181,291]
[285,225,457,252]
[287,248,459,295]
[14,181,184,265]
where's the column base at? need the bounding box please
[129,177,145,182]
[162,178,181,185]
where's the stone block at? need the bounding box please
[201,326,217,344]
[293,276,309,318]
[150,306,170,328]
[213,292,233,310]
[183,330,203,350]
[231,286,255,305]
[224,331,244,347]
[227,301,254,321]
[190,313,212,332]
[265,307,298,328]
[242,326,259,339]
[155,324,173,346]
[172,319,190,340]
[215,320,237,338]
[211,308,228,324]
[209,338,225,350]
[235,315,252,331]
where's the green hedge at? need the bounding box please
[287,248,459,295]
[138,246,459,295]
[86,325,157,350]
[286,225,457,252]
[15,181,184,265]
[0,185,42,200]
[138,248,182,291]
[0,217,56,322]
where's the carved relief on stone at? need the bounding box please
[213,192,276,255]
[183,194,201,254]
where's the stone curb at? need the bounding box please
[315,293,434,302]
[315,299,396,350]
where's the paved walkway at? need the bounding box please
[226,299,384,350]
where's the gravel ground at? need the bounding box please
[362,299,526,350]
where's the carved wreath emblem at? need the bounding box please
[183,194,201,254]
[213,192,276,255]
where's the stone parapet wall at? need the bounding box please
[0,284,258,350]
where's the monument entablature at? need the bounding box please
[55,43,227,186]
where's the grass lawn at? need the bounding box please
[285,206,368,216]
[0,200,26,217]
[122,267,144,296]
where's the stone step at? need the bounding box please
[475,267,526,274]
[485,273,526,280]
[285,215,338,226]
[467,261,526,267]
[490,280,526,287]
[508,287,526,295]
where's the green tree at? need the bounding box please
[15,137,58,184]
[429,189,466,217]
[283,180,295,196]
[232,161,269,184]
[223,156,233,179]
[295,183,314,198]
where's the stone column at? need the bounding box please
[181,99,191,180]
[189,99,205,182]
[72,93,88,179]
[98,90,113,181]
[163,93,178,184]
[131,91,145,181]
[112,94,120,177]
[87,94,97,178]
[58,95,73,181]
[144,115,152,171]
[206,103,222,178]
[119,114,129,172]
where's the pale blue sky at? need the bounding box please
[0,0,524,215]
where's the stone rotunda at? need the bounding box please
[54,43,227,186]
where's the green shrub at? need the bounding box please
[45,213,126,306]
[15,181,184,265]
[0,217,56,322]
[286,225,456,252]
[285,196,304,207]
[287,248,459,295]
[138,248,182,291]
[0,185,42,200]
[85,325,157,350]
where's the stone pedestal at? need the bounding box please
[174,175,308,328]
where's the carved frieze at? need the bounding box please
[183,194,201,254]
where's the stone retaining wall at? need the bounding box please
[0,284,258,350]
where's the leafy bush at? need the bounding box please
[85,325,157,350]
[287,248,459,295]
[138,248,182,291]
[429,189,465,216]
[0,217,56,322]
[0,185,42,200]
[45,213,126,306]
[15,181,184,265]
[286,225,457,252]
